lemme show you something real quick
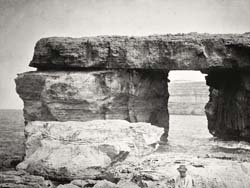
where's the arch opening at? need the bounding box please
[165,70,212,154]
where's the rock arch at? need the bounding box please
[16,33,250,141]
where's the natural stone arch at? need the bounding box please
[16,33,250,141]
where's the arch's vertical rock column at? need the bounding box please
[205,70,250,140]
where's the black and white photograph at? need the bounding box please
[0,0,250,187]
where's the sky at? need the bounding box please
[0,0,250,109]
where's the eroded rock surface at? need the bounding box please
[30,33,250,71]
[104,152,250,188]
[54,152,250,188]
[16,33,250,142]
[17,120,163,181]
[15,70,169,130]
[0,170,53,188]
[205,70,250,141]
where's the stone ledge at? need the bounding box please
[30,33,250,71]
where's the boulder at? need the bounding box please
[29,33,250,71]
[15,70,169,131]
[93,180,118,188]
[17,120,163,181]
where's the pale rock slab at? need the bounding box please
[17,120,163,181]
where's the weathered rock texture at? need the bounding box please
[205,70,250,141]
[15,70,169,130]
[0,170,53,188]
[103,152,250,188]
[49,153,250,188]
[30,33,250,71]
[17,120,163,181]
[15,33,250,143]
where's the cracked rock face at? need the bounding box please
[15,70,169,130]
[30,33,250,71]
[17,120,163,181]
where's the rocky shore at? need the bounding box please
[2,147,250,188]
[1,113,250,187]
[2,33,250,187]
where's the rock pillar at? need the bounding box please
[205,69,250,141]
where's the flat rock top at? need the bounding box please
[30,33,250,71]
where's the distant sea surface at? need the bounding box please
[0,110,25,168]
[1,110,250,165]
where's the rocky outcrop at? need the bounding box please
[102,152,250,188]
[17,120,163,181]
[15,33,250,142]
[16,33,250,144]
[205,70,250,141]
[0,170,53,188]
[57,180,118,188]
[30,33,250,71]
[13,33,250,187]
[168,81,209,115]
[15,70,169,130]
[52,152,250,188]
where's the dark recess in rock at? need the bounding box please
[205,69,250,141]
